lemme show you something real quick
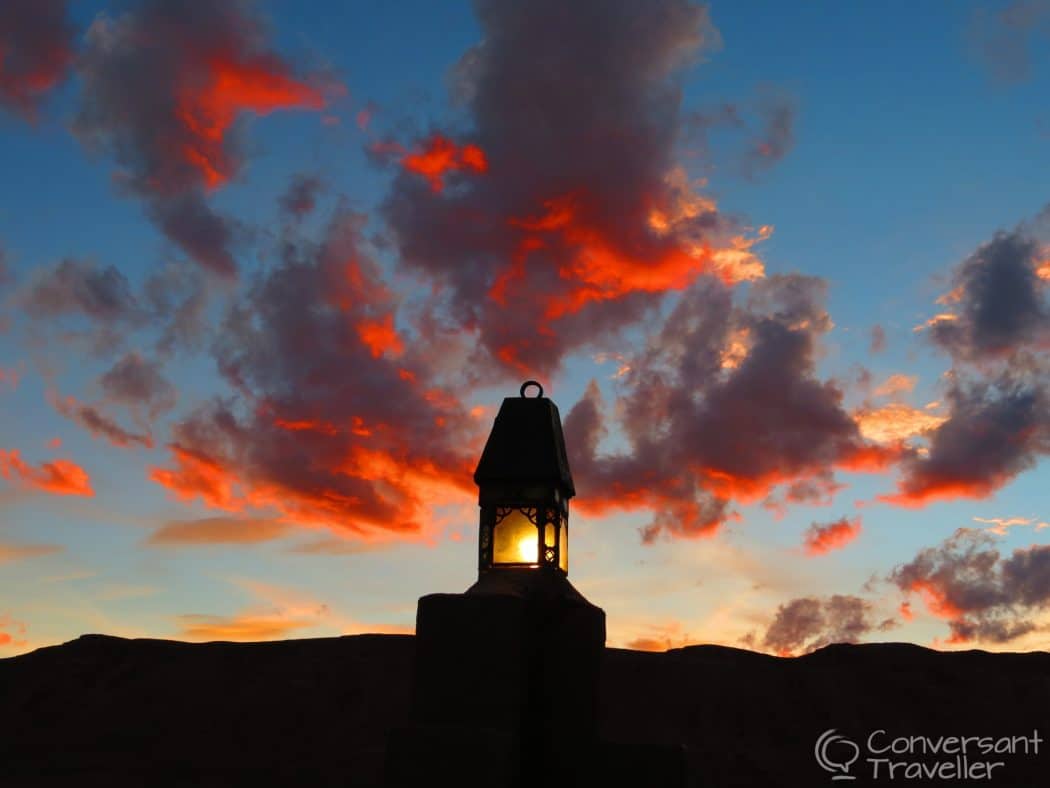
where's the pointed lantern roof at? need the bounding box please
[473,381,575,497]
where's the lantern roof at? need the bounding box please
[473,381,575,496]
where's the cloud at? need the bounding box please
[0,541,62,564]
[19,258,144,325]
[969,0,1050,83]
[564,275,898,540]
[279,174,324,220]
[0,614,28,649]
[148,517,291,546]
[73,0,337,275]
[761,594,888,656]
[149,206,476,537]
[890,528,1050,643]
[373,134,488,193]
[0,448,93,496]
[870,324,886,354]
[853,402,947,444]
[0,245,11,288]
[883,217,1049,506]
[50,393,153,449]
[143,261,211,355]
[802,516,862,556]
[873,373,917,398]
[923,228,1048,363]
[175,578,407,642]
[879,373,1048,506]
[742,91,796,177]
[98,352,177,418]
[973,515,1048,536]
[0,0,74,118]
[382,0,768,374]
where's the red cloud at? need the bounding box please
[890,529,1050,644]
[565,276,901,540]
[400,134,488,193]
[0,449,93,497]
[148,206,478,538]
[381,0,768,375]
[74,0,339,275]
[174,55,325,190]
[802,516,862,556]
[0,0,74,118]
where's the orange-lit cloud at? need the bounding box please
[890,529,1050,644]
[499,181,768,326]
[381,2,769,374]
[148,517,291,546]
[175,56,325,190]
[74,0,339,275]
[0,449,93,497]
[913,313,958,332]
[148,206,479,539]
[0,614,28,649]
[853,403,947,444]
[356,314,404,358]
[880,475,1010,508]
[178,579,412,642]
[973,515,1036,536]
[802,516,862,556]
[873,373,917,398]
[400,134,488,192]
[0,541,62,563]
[566,276,904,540]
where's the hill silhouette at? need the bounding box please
[1,634,1046,786]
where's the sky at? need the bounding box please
[0,0,1048,657]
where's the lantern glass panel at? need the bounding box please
[559,519,568,572]
[493,508,538,564]
[544,523,556,548]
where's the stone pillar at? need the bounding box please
[385,588,605,788]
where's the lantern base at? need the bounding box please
[467,566,591,603]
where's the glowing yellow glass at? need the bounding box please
[493,509,538,564]
[558,520,568,572]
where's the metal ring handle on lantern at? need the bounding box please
[520,380,544,398]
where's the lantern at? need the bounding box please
[473,380,574,578]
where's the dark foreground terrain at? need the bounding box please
[1,634,1047,786]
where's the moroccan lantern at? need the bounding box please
[473,380,573,578]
